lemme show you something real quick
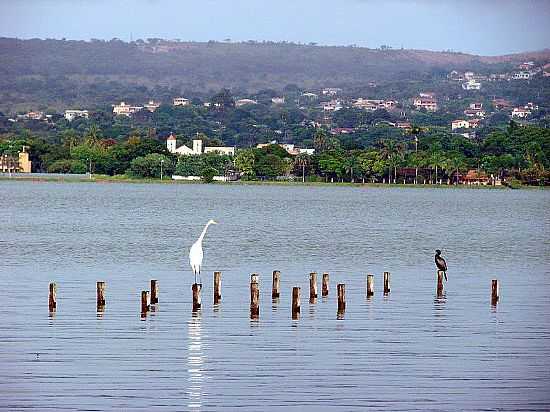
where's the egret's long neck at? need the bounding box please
[197,222,212,244]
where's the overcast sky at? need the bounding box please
[1,0,549,55]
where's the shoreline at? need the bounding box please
[1,174,544,190]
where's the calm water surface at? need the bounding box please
[1,181,549,411]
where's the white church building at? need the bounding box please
[166,133,235,156]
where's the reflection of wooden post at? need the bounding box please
[383,271,390,295]
[192,283,202,311]
[96,281,106,310]
[437,271,444,296]
[150,280,159,304]
[272,270,280,298]
[292,287,300,320]
[214,271,222,304]
[141,291,150,314]
[48,282,57,312]
[250,274,259,319]
[322,273,329,297]
[366,274,374,297]
[491,279,499,305]
[309,272,318,301]
[337,284,346,313]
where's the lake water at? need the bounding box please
[1,181,549,411]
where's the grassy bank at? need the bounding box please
[3,173,545,190]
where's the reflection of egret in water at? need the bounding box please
[187,313,204,410]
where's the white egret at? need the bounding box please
[189,220,217,284]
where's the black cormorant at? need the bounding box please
[435,249,448,281]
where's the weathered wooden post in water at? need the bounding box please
[366,274,374,297]
[272,270,280,298]
[48,282,57,312]
[192,283,202,311]
[141,291,150,314]
[150,280,159,304]
[96,281,106,311]
[383,271,390,295]
[337,284,346,314]
[322,273,329,297]
[250,274,259,319]
[214,271,222,304]
[491,279,499,305]
[436,271,444,296]
[292,287,300,320]
[309,272,318,303]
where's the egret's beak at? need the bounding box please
[212,220,218,225]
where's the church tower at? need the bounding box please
[167,133,177,153]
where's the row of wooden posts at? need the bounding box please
[47,271,501,316]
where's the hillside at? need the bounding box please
[1,37,549,112]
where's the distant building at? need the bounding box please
[167,133,235,156]
[322,88,342,96]
[331,127,355,135]
[468,119,481,129]
[469,102,483,110]
[0,146,32,173]
[511,107,531,119]
[452,119,470,130]
[492,98,513,110]
[271,97,285,104]
[17,111,45,121]
[256,142,314,156]
[144,100,161,112]
[113,102,143,117]
[64,109,89,121]
[413,97,438,112]
[396,121,411,130]
[512,71,531,80]
[235,99,258,107]
[464,108,485,118]
[173,97,190,106]
[462,80,481,90]
[353,98,397,111]
[322,100,343,111]
[301,92,318,99]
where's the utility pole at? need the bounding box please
[415,136,418,185]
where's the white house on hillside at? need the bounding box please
[167,134,235,156]
[64,109,89,121]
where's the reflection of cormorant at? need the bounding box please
[435,249,448,281]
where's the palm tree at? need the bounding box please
[445,154,467,185]
[429,151,446,184]
[378,139,396,184]
[85,124,101,147]
[294,153,310,183]
[344,154,359,183]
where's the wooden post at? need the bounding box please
[491,279,499,305]
[96,281,106,310]
[383,271,390,295]
[366,274,374,297]
[337,284,346,313]
[192,283,202,311]
[250,274,259,319]
[150,279,159,304]
[309,272,318,302]
[292,287,300,320]
[141,291,150,314]
[48,282,57,312]
[437,271,444,296]
[322,273,329,297]
[272,270,280,298]
[214,271,222,304]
